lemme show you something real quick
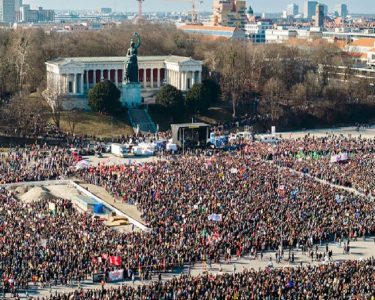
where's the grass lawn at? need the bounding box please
[58,111,134,138]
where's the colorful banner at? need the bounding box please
[108,269,124,282]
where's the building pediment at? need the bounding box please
[165,55,202,66]
[179,59,202,67]
[59,59,85,69]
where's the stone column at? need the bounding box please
[150,69,154,88]
[157,68,161,87]
[182,72,186,91]
[197,71,202,84]
[55,74,60,94]
[178,71,181,89]
[93,70,97,85]
[80,73,84,95]
[143,69,147,88]
[64,75,68,94]
[73,74,77,94]
[114,69,118,86]
[86,71,89,91]
[191,71,195,87]
[99,69,103,81]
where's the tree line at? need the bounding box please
[0,22,374,133]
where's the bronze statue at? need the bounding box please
[125,32,141,83]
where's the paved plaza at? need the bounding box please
[273,125,375,139]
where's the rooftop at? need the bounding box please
[47,55,200,66]
[171,123,210,129]
[180,24,236,33]
[350,38,375,48]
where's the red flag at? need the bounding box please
[109,256,122,266]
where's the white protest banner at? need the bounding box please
[330,153,349,163]
[108,269,124,282]
[208,214,222,222]
[48,203,56,212]
[271,126,276,136]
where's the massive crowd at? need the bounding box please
[0,146,74,184]
[39,258,375,299]
[0,135,375,299]
[269,136,375,196]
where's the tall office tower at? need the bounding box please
[315,3,325,28]
[14,0,22,22]
[286,3,299,17]
[335,3,348,18]
[0,0,15,23]
[304,0,318,19]
[322,4,328,16]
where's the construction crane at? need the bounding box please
[137,0,145,19]
[164,0,203,24]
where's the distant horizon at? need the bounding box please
[26,0,375,14]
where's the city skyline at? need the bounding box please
[25,0,375,14]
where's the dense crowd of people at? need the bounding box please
[39,258,375,299]
[0,146,74,184]
[1,135,375,299]
[269,136,375,196]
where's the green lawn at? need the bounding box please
[58,111,134,138]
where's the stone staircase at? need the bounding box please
[128,109,157,134]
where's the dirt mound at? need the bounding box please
[15,185,31,194]
[19,186,53,203]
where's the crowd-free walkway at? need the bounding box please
[79,182,146,226]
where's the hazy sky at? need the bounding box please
[27,0,375,14]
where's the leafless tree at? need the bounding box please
[11,31,31,94]
[217,42,250,118]
[1,94,46,136]
[66,109,81,134]
[42,88,65,129]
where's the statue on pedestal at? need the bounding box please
[122,32,142,108]
[125,32,141,83]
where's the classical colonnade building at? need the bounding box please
[46,55,203,109]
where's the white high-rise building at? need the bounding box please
[14,0,22,22]
[304,0,318,19]
[335,3,348,18]
[286,3,299,17]
[0,0,15,23]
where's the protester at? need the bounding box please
[38,258,375,299]
[0,145,75,184]
[1,135,375,299]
